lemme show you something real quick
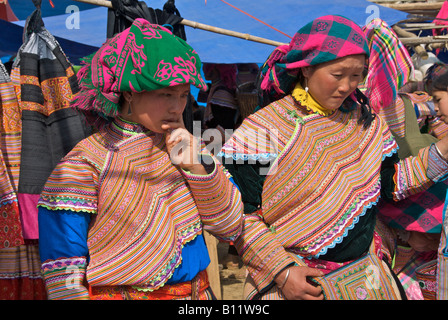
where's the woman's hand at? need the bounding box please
[162,120,207,175]
[275,266,325,300]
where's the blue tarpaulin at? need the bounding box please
[3,0,408,64]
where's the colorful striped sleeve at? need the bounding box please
[233,212,302,292]
[437,201,448,299]
[38,207,91,299]
[393,144,448,201]
[38,153,100,214]
[181,154,243,242]
[41,256,89,300]
[37,147,100,299]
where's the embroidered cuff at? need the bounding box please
[428,144,448,182]
[181,154,219,188]
[41,257,89,300]
[38,195,97,214]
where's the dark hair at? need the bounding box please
[341,88,375,129]
[424,62,448,95]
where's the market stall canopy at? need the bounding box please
[5,0,408,64]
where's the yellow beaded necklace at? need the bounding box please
[291,82,334,116]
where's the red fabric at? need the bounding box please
[433,1,448,54]
[0,201,24,249]
[433,1,448,36]
[0,2,18,22]
[89,270,210,300]
[0,277,47,300]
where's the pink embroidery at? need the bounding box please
[141,27,163,40]
[155,55,206,88]
[355,287,368,300]
[125,34,147,75]
[155,60,174,81]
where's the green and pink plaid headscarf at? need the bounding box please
[72,18,207,127]
[259,15,370,105]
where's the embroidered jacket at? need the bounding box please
[219,95,448,292]
[38,117,243,299]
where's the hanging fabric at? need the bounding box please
[0,23,46,302]
[0,61,23,250]
[11,0,91,240]
[0,0,91,300]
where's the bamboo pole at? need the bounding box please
[392,25,428,58]
[373,1,443,11]
[400,35,448,45]
[72,0,448,48]
[73,0,287,47]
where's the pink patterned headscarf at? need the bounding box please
[72,18,207,127]
[259,15,369,106]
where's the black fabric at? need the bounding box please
[17,4,92,194]
[321,207,377,262]
[23,0,44,36]
[18,109,91,195]
[383,258,408,300]
[224,161,267,214]
[208,105,237,130]
[107,0,185,40]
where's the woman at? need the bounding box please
[431,63,448,123]
[37,19,243,300]
[413,62,448,300]
[361,19,448,300]
[219,15,448,300]
[203,63,238,139]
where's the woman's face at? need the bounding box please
[122,84,190,133]
[302,54,366,110]
[433,90,448,124]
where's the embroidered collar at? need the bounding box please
[113,117,149,136]
[291,83,334,116]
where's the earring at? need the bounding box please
[127,100,132,115]
[305,79,309,93]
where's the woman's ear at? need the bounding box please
[301,66,313,79]
[122,91,133,104]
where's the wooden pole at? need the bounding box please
[73,0,448,50]
[400,36,448,45]
[73,0,287,47]
[374,1,443,12]
[392,25,428,58]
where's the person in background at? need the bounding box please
[203,63,238,143]
[412,63,448,299]
[361,19,448,300]
[37,19,243,300]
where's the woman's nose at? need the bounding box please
[170,98,186,114]
[338,78,352,93]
